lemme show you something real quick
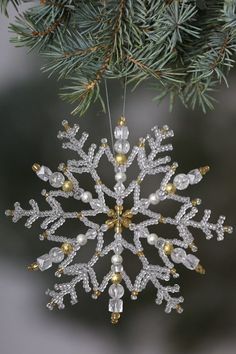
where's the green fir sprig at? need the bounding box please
[2,0,236,115]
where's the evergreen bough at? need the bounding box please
[2,0,236,115]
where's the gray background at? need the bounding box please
[0,5,236,354]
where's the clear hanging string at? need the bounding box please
[104,77,128,156]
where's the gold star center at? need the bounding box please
[105,205,133,234]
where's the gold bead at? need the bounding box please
[62,121,70,131]
[61,243,73,255]
[199,166,210,175]
[107,209,116,218]
[165,183,176,194]
[131,290,139,297]
[101,143,108,148]
[136,177,142,184]
[122,209,133,219]
[27,262,39,271]
[176,304,183,314]
[163,242,174,255]
[191,199,201,207]
[105,219,116,229]
[139,139,145,148]
[111,273,122,284]
[121,217,131,228]
[42,231,48,239]
[115,205,123,215]
[95,251,101,257]
[111,312,121,324]
[115,222,122,234]
[195,264,206,275]
[117,116,126,126]
[62,180,73,192]
[224,226,233,234]
[159,215,166,224]
[96,179,102,185]
[32,163,41,172]
[136,251,144,257]
[93,289,101,297]
[77,212,82,220]
[170,268,176,275]
[115,153,127,165]
[57,267,64,274]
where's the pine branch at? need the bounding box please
[4,0,236,115]
[0,0,21,16]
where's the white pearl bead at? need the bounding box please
[81,191,92,203]
[76,234,87,246]
[148,193,160,205]
[115,172,127,183]
[147,233,158,245]
[111,254,123,265]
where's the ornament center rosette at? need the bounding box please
[6,116,233,324]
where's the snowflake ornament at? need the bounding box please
[6,117,233,324]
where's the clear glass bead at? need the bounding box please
[114,140,130,154]
[108,284,124,299]
[114,183,125,194]
[36,166,52,182]
[183,254,199,270]
[49,247,65,263]
[109,299,123,313]
[37,254,52,271]
[171,248,186,264]
[114,126,129,140]
[173,174,190,190]
[49,172,65,188]
[188,169,203,185]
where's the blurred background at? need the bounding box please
[0,5,236,354]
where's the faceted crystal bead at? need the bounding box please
[173,174,190,190]
[108,284,124,299]
[49,172,65,188]
[90,199,102,210]
[188,169,203,185]
[183,254,199,270]
[114,126,129,140]
[114,182,125,194]
[109,299,123,313]
[86,229,97,238]
[111,264,124,273]
[49,247,64,263]
[171,248,186,264]
[114,244,123,255]
[37,254,52,271]
[114,140,130,154]
[36,166,52,182]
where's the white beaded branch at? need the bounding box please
[6,117,233,324]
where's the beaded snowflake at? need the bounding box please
[6,117,233,324]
